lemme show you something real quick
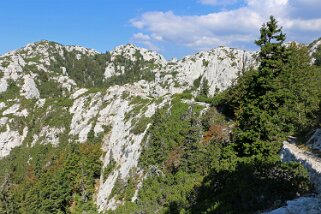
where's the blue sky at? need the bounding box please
[1,0,321,59]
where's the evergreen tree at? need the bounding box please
[232,16,290,145]
[199,79,210,97]
[255,16,288,92]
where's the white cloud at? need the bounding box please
[130,0,321,55]
[132,33,160,51]
[133,33,151,41]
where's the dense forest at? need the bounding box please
[0,16,320,214]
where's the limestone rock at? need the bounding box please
[21,74,40,99]
[266,197,321,214]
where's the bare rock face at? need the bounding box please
[169,47,258,95]
[0,127,28,157]
[310,39,321,55]
[281,141,321,193]
[103,44,258,97]
[110,44,167,66]
[266,136,321,213]
[309,38,321,64]
[21,75,40,99]
[266,197,321,214]
[31,126,65,146]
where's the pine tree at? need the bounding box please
[233,16,289,147]
[255,16,288,91]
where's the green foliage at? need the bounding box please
[195,95,214,104]
[215,19,321,149]
[255,16,288,91]
[36,71,63,98]
[232,44,321,146]
[173,91,193,100]
[1,60,10,68]
[104,53,158,87]
[55,97,74,107]
[24,55,41,63]
[124,80,309,213]
[193,76,202,89]
[201,107,227,131]
[139,97,203,167]
[109,173,138,202]
[112,96,217,213]
[87,125,105,144]
[192,160,310,213]
[49,50,108,88]
[44,108,71,128]
[125,96,151,121]
[199,79,210,97]
[192,17,316,213]
[137,171,203,213]
[202,59,209,67]
[0,80,20,101]
[0,142,102,214]
[131,116,151,135]
[103,159,117,182]
[195,79,215,103]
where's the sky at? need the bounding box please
[1,0,321,59]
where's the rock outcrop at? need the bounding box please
[266,197,321,214]
[281,141,321,193]
[266,135,321,213]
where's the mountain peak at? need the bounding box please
[110,43,167,66]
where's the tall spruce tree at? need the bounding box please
[232,17,291,150]
[255,16,288,92]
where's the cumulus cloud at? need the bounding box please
[132,33,160,51]
[133,33,151,41]
[130,0,321,54]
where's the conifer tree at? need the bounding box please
[232,16,290,147]
[255,16,287,91]
[199,79,210,97]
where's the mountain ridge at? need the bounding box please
[0,40,259,211]
[0,38,320,212]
